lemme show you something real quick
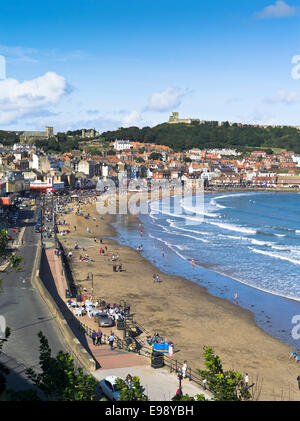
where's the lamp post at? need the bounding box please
[123,300,127,340]
[177,368,183,394]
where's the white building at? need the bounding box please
[292,155,300,167]
[113,139,132,151]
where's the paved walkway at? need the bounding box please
[45,249,68,300]
[86,341,148,370]
[92,365,211,401]
[42,245,211,400]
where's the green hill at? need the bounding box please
[0,130,19,145]
[101,123,300,153]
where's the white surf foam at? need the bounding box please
[207,221,256,235]
[249,247,300,266]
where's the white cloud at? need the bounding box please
[0,45,38,63]
[121,110,143,127]
[255,1,296,19]
[264,89,300,104]
[146,87,185,112]
[0,72,67,124]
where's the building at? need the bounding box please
[20,126,54,144]
[113,139,133,151]
[82,129,99,138]
[31,154,51,173]
[277,175,300,187]
[77,160,100,178]
[168,112,201,125]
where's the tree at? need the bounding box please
[197,346,251,401]
[114,376,148,401]
[25,332,97,401]
[149,152,163,161]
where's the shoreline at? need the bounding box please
[58,195,299,401]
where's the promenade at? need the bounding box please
[42,243,211,400]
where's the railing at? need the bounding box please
[56,229,210,394]
[76,320,130,351]
[77,314,210,393]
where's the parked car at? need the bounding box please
[99,376,121,401]
[94,312,115,327]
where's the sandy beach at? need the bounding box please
[57,195,300,401]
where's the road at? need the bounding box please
[0,199,71,392]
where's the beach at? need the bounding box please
[57,196,300,401]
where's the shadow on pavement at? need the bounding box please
[39,249,98,368]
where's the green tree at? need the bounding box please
[26,332,97,401]
[114,376,148,401]
[149,152,163,161]
[197,346,251,401]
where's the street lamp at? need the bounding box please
[87,272,94,298]
[177,368,183,394]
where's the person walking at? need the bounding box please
[91,330,97,346]
[244,373,249,389]
[182,361,189,379]
[156,274,160,283]
[176,387,183,397]
[153,274,156,283]
[108,332,115,350]
[125,374,133,389]
[297,375,300,391]
[96,329,102,345]
[234,292,238,305]
[168,343,174,358]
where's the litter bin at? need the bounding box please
[117,319,125,330]
[151,351,164,369]
[65,289,71,299]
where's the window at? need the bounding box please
[105,381,113,390]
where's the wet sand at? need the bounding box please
[57,197,299,401]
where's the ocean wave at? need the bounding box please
[209,192,256,210]
[166,219,210,236]
[250,239,273,246]
[147,233,191,261]
[264,225,296,233]
[180,201,219,218]
[249,247,300,266]
[151,206,206,224]
[256,230,286,238]
[218,234,248,241]
[207,221,256,235]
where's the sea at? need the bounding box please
[112,191,300,349]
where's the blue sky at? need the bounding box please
[1,0,300,131]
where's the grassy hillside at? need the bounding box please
[101,123,300,153]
